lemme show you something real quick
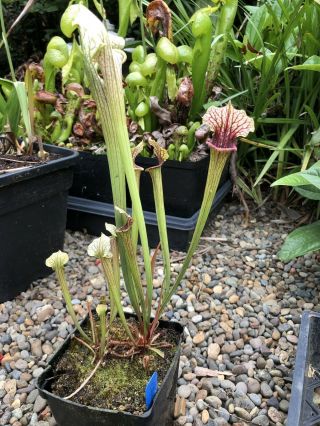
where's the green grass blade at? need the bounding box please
[254,125,299,186]
[13,82,32,141]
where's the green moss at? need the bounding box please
[51,319,179,414]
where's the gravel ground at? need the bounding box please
[0,200,318,426]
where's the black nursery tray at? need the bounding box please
[67,180,232,251]
[288,311,320,426]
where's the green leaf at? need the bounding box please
[244,48,285,76]
[307,128,320,148]
[278,221,320,261]
[149,346,164,358]
[304,106,320,130]
[130,0,139,25]
[13,82,32,140]
[257,117,305,125]
[92,0,105,18]
[245,4,272,50]
[295,185,320,200]
[204,89,249,110]
[0,91,7,115]
[273,173,320,188]
[0,78,33,139]
[271,161,320,191]
[287,55,320,71]
[0,77,13,98]
[6,88,20,134]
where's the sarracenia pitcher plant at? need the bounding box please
[46,4,254,361]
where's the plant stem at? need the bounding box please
[84,49,141,329]
[67,7,154,330]
[110,239,120,324]
[56,267,91,343]
[150,57,167,102]
[132,168,142,252]
[0,0,15,81]
[160,149,229,313]
[116,214,147,332]
[120,145,154,321]
[87,300,98,345]
[148,166,171,292]
[150,58,167,129]
[139,0,147,56]
[100,258,135,342]
[93,43,154,323]
[98,308,107,359]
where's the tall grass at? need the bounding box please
[213,0,320,201]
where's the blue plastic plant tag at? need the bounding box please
[145,371,158,410]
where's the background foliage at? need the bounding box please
[0,0,119,74]
[3,0,320,204]
[1,0,65,73]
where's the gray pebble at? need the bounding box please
[252,414,270,425]
[27,389,39,404]
[220,380,236,391]
[261,382,273,398]
[178,385,192,399]
[32,368,44,379]
[279,399,289,413]
[191,315,203,324]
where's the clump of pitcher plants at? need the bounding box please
[46,3,253,372]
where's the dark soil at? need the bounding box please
[0,152,60,173]
[50,318,180,415]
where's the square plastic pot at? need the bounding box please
[0,145,78,302]
[287,311,320,426]
[69,151,228,218]
[37,317,183,426]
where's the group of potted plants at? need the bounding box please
[0,0,235,298]
[1,0,318,424]
[0,0,251,423]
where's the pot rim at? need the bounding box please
[0,144,78,188]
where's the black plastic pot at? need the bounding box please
[37,318,183,426]
[288,311,320,426]
[69,152,228,218]
[0,145,78,302]
[67,180,232,251]
[69,150,113,205]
